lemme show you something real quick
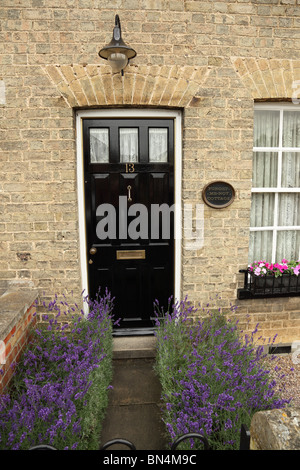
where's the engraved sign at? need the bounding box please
[202,181,235,209]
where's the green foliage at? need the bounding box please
[154,298,291,450]
[0,291,114,450]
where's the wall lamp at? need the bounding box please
[99,15,136,75]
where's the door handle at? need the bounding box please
[127,185,132,202]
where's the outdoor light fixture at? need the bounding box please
[99,14,136,75]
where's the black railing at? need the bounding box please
[29,425,250,451]
[170,433,210,450]
[99,438,136,450]
[239,423,251,450]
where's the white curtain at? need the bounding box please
[276,230,300,261]
[283,111,300,147]
[90,129,109,163]
[249,231,273,261]
[149,128,168,162]
[120,128,138,162]
[253,110,280,147]
[249,110,300,263]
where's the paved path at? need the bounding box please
[99,336,168,451]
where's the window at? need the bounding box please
[249,104,300,263]
[90,128,109,163]
[119,128,139,162]
[149,128,168,162]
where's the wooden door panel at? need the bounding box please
[83,118,174,332]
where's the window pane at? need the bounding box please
[254,110,280,147]
[283,111,300,148]
[278,193,300,226]
[253,152,278,188]
[281,152,300,188]
[249,231,273,263]
[149,128,168,162]
[276,230,300,261]
[90,128,109,163]
[120,128,139,163]
[250,193,275,227]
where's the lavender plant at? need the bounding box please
[154,297,291,450]
[0,289,114,450]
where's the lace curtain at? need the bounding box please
[90,129,109,163]
[120,128,139,163]
[249,110,300,262]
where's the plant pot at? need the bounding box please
[251,272,300,295]
[238,269,300,299]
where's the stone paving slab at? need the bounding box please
[109,359,162,406]
[99,403,167,451]
[99,339,168,451]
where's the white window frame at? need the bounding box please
[76,108,182,310]
[251,102,300,262]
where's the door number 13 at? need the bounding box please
[125,163,135,173]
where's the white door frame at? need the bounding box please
[76,108,182,308]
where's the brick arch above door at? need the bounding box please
[44,64,210,109]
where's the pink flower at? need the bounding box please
[293,265,300,275]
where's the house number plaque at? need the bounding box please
[202,181,235,209]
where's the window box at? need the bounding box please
[237,269,300,299]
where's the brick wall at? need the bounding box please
[0,289,38,393]
[1,1,300,343]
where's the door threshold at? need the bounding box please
[113,327,156,336]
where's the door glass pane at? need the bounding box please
[254,110,280,147]
[276,230,300,261]
[249,231,273,263]
[283,111,300,148]
[250,193,275,227]
[119,128,139,162]
[281,152,300,188]
[278,193,300,226]
[90,128,109,163]
[149,128,168,163]
[253,152,278,187]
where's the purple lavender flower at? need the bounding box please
[0,289,114,450]
[154,296,291,450]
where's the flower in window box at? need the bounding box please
[247,259,300,294]
[249,259,300,277]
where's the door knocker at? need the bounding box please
[127,185,132,202]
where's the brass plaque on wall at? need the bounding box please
[116,250,146,260]
[202,181,235,209]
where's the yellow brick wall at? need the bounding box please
[1,1,300,343]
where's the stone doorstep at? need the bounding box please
[112,336,157,359]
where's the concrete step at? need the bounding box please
[112,335,157,359]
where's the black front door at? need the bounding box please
[83,118,174,332]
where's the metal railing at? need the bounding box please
[29,424,250,451]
